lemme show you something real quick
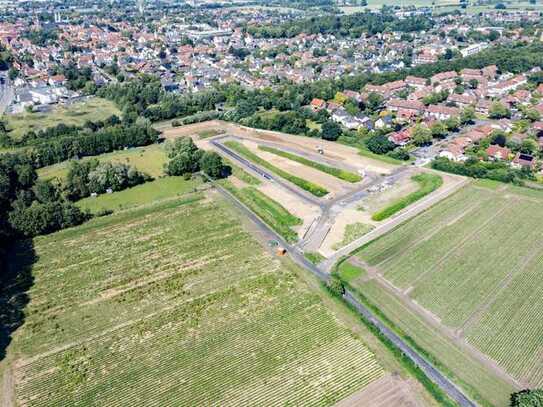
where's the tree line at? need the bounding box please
[245,11,434,38]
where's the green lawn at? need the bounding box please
[224,140,329,197]
[258,145,362,183]
[304,251,326,265]
[3,193,386,406]
[77,176,202,214]
[371,173,443,221]
[38,144,168,181]
[355,183,543,394]
[337,261,366,283]
[3,97,120,140]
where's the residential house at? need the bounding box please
[512,153,536,170]
[310,98,326,111]
[424,104,460,120]
[447,93,476,108]
[486,145,511,161]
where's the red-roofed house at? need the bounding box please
[486,145,511,161]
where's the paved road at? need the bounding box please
[209,177,476,407]
[211,137,323,207]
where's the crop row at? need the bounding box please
[411,200,543,328]
[382,197,506,290]
[357,185,495,266]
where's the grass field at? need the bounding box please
[37,144,168,181]
[258,145,362,183]
[355,182,543,391]
[4,192,386,406]
[3,98,120,140]
[76,176,203,214]
[371,173,443,221]
[224,140,329,197]
[333,223,374,250]
[219,179,301,243]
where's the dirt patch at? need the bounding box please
[362,177,419,215]
[241,139,350,196]
[334,374,423,407]
[1,362,15,407]
[257,182,320,238]
[320,209,370,257]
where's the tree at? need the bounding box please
[199,151,225,179]
[510,389,543,406]
[460,106,476,125]
[412,125,432,146]
[166,137,199,159]
[321,121,342,141]
[489,102,511,119]
[521,138,538,155]
[491,131,507,147]
[523,108,541,122]
[366,92,383,113]
[366,134,395,154]
[468,79,479,89]
[165,153,199,176]
[430,122,448,139]
[327,275,345,297]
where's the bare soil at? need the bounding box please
[257,182,320,238]
[334,374,424,407]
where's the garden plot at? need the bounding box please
[354,183,543,388]
[4,194,388,406]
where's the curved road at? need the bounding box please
[209,177,476,407]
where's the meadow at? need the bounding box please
[4,98,120,140]
[354,182,543,391]
[37,143,168,181]
[4,193,386,406]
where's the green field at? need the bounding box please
[76,176,203,214]
[354,183,543,394]
[258,145,362,183]
[219,179,301,243]
[333,223,374,250]
[224,140,329,197]
[371,173,443,221]
[3,98,120,140]
[37,144,168,181]
[4,192,386,406]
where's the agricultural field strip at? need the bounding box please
[354,280,514,406]
[465,250,543,385]
[16,202,274,354]
[12,196,386,406]
[374,198,485,272]
[360,185,543,388]
[459,235,543,334]
[359,186,494,267]
[396,200,509,290]
[411,199,543,327]
[16,274,384,406]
